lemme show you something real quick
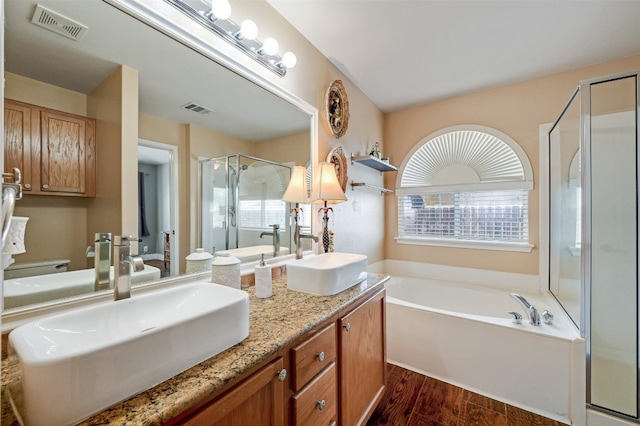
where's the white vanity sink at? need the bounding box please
[286,252,368,296]
[8,281,250,426]
[3,265,161,309]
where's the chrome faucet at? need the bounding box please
[93,233,112,291]
[510,293,540,326]
[295,227,318,259]
[259,224,280,258]
[113,235,144,301]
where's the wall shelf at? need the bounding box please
[350,182,394,195]
[351,154,397,172]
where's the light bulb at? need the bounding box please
[210,0,231,20]
[262,37,279,56]
[240,19,258,40]
[282,51,297,69]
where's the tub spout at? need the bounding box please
[510,293,540,326]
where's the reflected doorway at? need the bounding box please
[137,140,178,278]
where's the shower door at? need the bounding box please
[550,71,640,421]
[585,74,638,418]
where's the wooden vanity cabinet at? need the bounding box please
[181,357,286,426]
[339,289,386,426]
[4,99,96,197]
[290,323,338,425]
[169,288,385,426]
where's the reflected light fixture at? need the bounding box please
[282,165,309,258]
[311,162,347,253]
[167,0,297,77]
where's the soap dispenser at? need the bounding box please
[254,253,272,298]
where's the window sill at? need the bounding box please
[395,236,534,253]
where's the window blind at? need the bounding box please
[398,190,528,242]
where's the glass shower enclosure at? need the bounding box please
[549,70,639,420]
[200,154,292,260]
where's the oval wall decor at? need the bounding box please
[325,80,349,138]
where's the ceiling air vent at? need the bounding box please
[182,102,214,115]
[31,4,88,41]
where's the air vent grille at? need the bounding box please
[31,4,88,41]
[182,102,215,115]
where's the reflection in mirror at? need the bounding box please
[2,0,312,313]
[200,154,293,262]
[548,87,581,328]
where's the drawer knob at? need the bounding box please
[343,323,351,332]
[277,369,287,382]
[317,351,325,362]
[24,183,31,190]
[42,184,49,190]
[317,400,326,411]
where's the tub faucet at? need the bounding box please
[93,233,112,292]
[259,224,280,258]
[510,293,541,326]
[113,235,144,301]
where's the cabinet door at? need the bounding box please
[4,100,34,192]
[40,109,96,195]
[339,290,386,426]
[183,357,286,426]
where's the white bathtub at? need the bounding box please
[385,274,585,425]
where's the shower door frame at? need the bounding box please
[579,69,640,421]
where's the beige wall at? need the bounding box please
[384,54,640,275]
[255,131,310,165]
[5,72,86,115]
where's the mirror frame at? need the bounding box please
[2,0,318,331]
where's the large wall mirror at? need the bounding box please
[2,0,316,314]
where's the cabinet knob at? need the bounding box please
[316,351,325,362]
[343,323,351,332]
[23,183,31,190]
[42,184,49,190]
[316,400,326,411]
[277,369,287,382]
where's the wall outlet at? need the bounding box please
[143,246,148,254]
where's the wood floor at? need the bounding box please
[367,364,566,426]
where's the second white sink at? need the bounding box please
[9,281,249,426]
[286,252,368,296]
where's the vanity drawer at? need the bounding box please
[291,322,336,391]
[292,361,336,426]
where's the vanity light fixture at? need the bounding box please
[167,0,297,77]
[311,162,347,253]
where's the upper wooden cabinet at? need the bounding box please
[4,99,96,197]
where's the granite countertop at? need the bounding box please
[1,272,388,425]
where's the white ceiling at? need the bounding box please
[268,0,640,113]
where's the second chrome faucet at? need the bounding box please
[113,235,145,301]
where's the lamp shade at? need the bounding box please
[282,165,308,204]
[311,162,347,204]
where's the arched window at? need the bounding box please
[396,125,534,251]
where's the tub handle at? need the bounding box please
[507,311,522,324]
[542,310,554,325]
